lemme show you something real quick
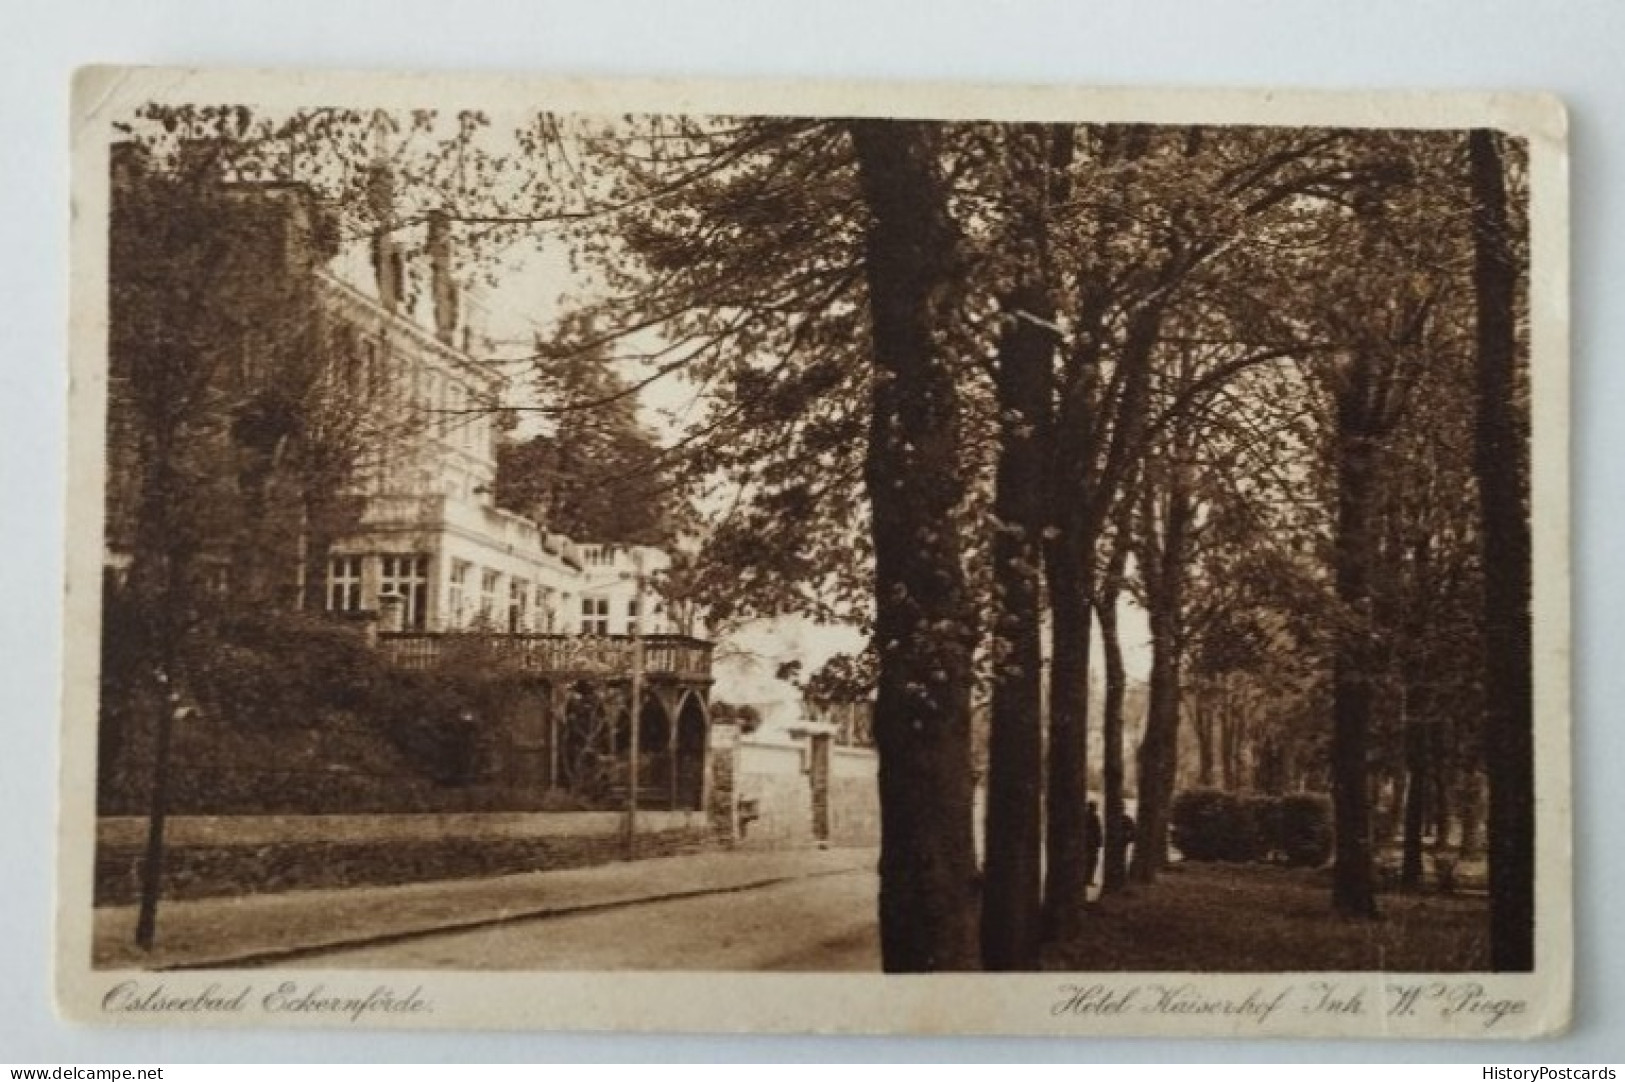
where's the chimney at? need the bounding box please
[366,111,403,314]
[427,208,460,345]
[366,166,402,314]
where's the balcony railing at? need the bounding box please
[378,632,713,683]
[355,493,581,568]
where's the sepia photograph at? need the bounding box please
[57,68,1570,1037]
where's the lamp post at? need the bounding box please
[624,549,645,860]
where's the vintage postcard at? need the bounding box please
[58,67,1571,1037]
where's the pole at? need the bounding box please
[624,552,645,860]
[135,673,183,950]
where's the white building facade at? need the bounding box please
[314,209,681,640]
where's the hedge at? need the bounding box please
[1276,792,1335,867]
[1171,788,1333,867]
[97,606,543,815]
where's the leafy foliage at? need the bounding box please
[797,648,879,706]
[1171,788,1267,863]
[99,602,553,813]
[1171,788,1333,867]
[496,312,687,546]
[1278,793,1336,868]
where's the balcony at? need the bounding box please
[378,632,714,683]
[357,492,581,568]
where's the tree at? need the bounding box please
[472,111,1533,971]
[496,313,686,547]
[1093,498,1135,892]
[1368,363,1484,890]
[109,140,348,946]
[1129,365,1200,885]
[1036,124,1391,926]
[105,104,585,946]
[848,119,983,971]
[797,648,879,705]
[1127,331,1297,882]
[1308,161,1448,919]
[1468,128,1534,970]
[980,123,1071,970]
[559,117,878,631]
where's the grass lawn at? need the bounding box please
[1047,862,1490,972]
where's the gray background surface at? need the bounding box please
[1,0,1616,1062]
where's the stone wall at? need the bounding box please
[709,729,880,849]
[94,729,884,905]
[734,738,815,848]
[828,746,881,846]
[94,811,709,905]
[96,810,704,848]
[707,721,742,837]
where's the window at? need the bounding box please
[536,584,556,633]
[582,596,610,636]
[509,577,529,633]
[480,569,500,625]
[379,554,429,630]
[327,555,364,613]
[448,559,470,627]
[627,595,640,636]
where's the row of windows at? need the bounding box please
[333,326,496,462]
[581,594,644,635]
[448,559,547,632]
[327,554,650,635]
[328,554,430,630]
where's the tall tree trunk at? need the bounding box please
[1131,465,1191,885]
[849,120,981,972]
[1431,712,1455,851]
[1040,318,1105,940]
[1194,681,1216,787]
[1468,128,1534,971]
[981,125,1065,970]
[1400,688,1431,889]
[1131,616,1181,883]
[1401,536,1433,889]
[1330,363,1381,919]
[1096,527,1131,894]
[1045,298,1166,915]
[1458,772,1484,856]
[1228,696,1246,790]
[1043,522,1093,938]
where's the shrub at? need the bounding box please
[1171,789,1332,865]
[1171,789,1264,862]
[1236,793,1278,863]
[98,609,530,812]
[189,612,383,730]
[1277,792,1334,867]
